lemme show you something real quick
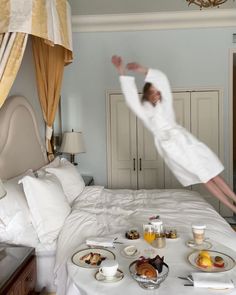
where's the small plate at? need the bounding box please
[188,250,236,272]
[186,240,212,250]
[120,245,140,259]
[95,269,124,282]
[72,247,115,268]
[166,235,180,241]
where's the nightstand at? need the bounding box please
[0,246,36,295]
[82,175,94,186]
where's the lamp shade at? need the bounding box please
[60,131,86,154]
[0,179,6,199]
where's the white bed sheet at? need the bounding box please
[36,249,57,292]
[54,186,236,295]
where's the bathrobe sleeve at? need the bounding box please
[145,69,176,123]
[119,75,148,124]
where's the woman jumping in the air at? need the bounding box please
[112,55,236,214]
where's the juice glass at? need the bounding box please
[143,224,155,244]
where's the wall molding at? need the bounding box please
[72,9,236,33]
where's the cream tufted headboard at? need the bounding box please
[0,96,48,180]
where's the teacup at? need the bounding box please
[99,260,118,279]
[192,224,206,245]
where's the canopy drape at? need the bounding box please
[32,36,65,159]
[0,32,28,107]
[0,0,73,160]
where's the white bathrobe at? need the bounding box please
[119,69,224,186]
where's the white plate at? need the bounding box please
[188,250,236,272]
[120,245,140,259]
[95,269,124,283]
[186,240,212,250]
[71,247,115,268]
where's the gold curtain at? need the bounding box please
[0,32,28,108]
[32,36,66,160]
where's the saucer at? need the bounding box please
[186,239,212,250]
[95,269,124,283]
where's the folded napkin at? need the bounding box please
[192,273,234,289]
[86,237,115,248]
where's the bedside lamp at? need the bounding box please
[60,130,86,165]
[0,179,6,199]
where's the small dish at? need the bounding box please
[125,229,140,240]
[95,269,124,282]
[188,250,235,272]
[165,228,179,240]
[186,239,212,250]
[120,245,140,259]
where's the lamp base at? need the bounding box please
[70,154,78,166]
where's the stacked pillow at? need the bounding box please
[0,157,85,246]
[19,173,71,244]
[46,158,85,205]
[0,169,39,245]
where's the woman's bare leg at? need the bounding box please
[211,175,236,203]
[203,180,236,214]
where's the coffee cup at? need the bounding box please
[192,224,206,245]
[99,260,118,279]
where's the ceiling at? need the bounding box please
[68,0,236,15]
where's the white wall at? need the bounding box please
[9,27,236,186]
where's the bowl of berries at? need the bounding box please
[129,255,169,289]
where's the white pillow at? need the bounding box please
[35,156,60,177]
[19,174,71,244]
[0,170,34,227]
[46,158,85,204]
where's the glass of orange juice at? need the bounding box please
[143,224,155,244]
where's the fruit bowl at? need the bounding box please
[129,260,169,289]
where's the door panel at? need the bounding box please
[137,119,164,189]
[164,92,191,189]
[110,94,137,188]
[190,91,220,212]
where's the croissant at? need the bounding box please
[136,262,157,279]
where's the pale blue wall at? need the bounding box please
[9,27,236,186]
[61,27,236,185]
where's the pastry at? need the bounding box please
[213,256,224,268]
[125,229,140,240]
[136,262,157,279]
[80,252,92,263]
[199,251,211,259]
[149,255,165,273]
[196,255,213,268]
[80,252,106,266]
[135,254,166,277]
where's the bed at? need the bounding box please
[0,96,236,295]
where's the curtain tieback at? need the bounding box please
[46,125,53,152]
[46,125,53,140]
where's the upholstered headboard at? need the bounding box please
[0,96,48,180]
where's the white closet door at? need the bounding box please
[164,92,191,189]
[137,119,165,189]
[110,94,137,189]
[190,91,220,212]
[191,91,219,154]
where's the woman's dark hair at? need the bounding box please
[141,82,152,103]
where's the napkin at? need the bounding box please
[86,236,115,248]
[192,273,234,289]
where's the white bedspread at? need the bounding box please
[54,186,236,295]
